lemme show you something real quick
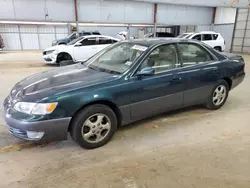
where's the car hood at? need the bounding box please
[44,44,69,52]
[10,64,118,102]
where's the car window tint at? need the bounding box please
[192,34,201,41]
[203,34,212,41]
[140,44,180,74]
[179,43,213,67]
[98,38,113,45]
[93,32,101,35]
[81,37,97,45]
[70,33,77,39]
[213,34,218,40]
[157,33,174,38]
[112,39,118,43]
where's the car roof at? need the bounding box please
[183,31,219,35]
[80,35,119,40]
[126,38,197,47]
[199,31,218,34]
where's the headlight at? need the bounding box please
[45,50,55,55]
[14,102,58,115]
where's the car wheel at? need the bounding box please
[205,80,229,110]
[70,104,117,149]
[57,53,72,64]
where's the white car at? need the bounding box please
[43,35,119,64]
[178,31,225,52]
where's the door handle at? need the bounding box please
[172,76,182,81]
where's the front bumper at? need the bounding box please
[42,53,57,64]
[4,112,71,142]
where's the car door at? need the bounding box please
[202,34,214,48]
[177,42,220,106]
[129,44,185,120]
[73,37,97,61]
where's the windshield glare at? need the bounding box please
[67,37,83,45]
[177,33,192,38]
[86,42,148,74]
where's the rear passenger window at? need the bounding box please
[192,34,201,41]
[213,34,218,40]
[179,43,213,67]
[203,34,212,41]
[98,38,113,45]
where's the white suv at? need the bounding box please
[43,35,119,64]
[178,31,225,52]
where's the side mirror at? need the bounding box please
[74,42,82,47]
[136,67,155,77]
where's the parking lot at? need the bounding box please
[0,51,249,187]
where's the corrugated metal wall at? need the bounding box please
[78,0,153,23]
[231,9,250,53]
[0,24,68,50]
[0,0,75,21]
[157,4,213,25]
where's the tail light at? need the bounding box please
[122,34,126,38]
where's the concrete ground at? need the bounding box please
[0,51,249,188]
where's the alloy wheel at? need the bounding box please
[213,85,226,106]
[81,113,111,143]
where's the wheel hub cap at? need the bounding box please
[81,113,111,143]
[213,85,226,106]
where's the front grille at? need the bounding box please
[8,126,28,139]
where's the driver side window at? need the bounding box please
[192,34,201,41]
[80,37,97,46]
[139,44,180,74]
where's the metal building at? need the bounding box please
[0,0,249,51]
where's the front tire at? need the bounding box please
[70,104,117,149]
[205,80,229,110]
[57,53,72,64]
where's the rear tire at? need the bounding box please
[57,53,72,64]
[205,80,229,110]
[70,104,117,149]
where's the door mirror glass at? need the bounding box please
[136,67,155,77]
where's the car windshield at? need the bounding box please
[67,37,84,45]
[177,33,192,38]
[85,42,148,75]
